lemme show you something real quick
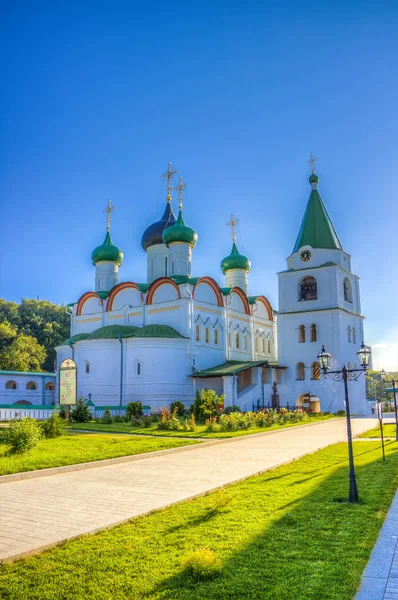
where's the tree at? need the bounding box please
[0,321,17,352]
[0,333,47,372]
[366,370,392,401]
[200,389,224,419]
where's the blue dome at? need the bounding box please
[141,202,176,251]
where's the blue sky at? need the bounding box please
[1,1,397,369]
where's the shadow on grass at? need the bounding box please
[151,445,398,600]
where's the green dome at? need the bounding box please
[91,232,123,266]
[221,242,251,273]
[162,209,198,248]
[309,173,319,184]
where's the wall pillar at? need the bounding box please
[222,376,235,407]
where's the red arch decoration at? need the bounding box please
[192,277,223,307]
[76,292,100,316]
[146,277,181,305]
[254,295,274,321]
[231,287,251,315]
[106,282,141,312]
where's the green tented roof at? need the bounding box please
[191,360,268,378]
[293,176,343,252]
[0,370,56,378]
[62,324,187,344]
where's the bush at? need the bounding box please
[58,406,66,420]
[101,407,114,424]
[200,389,223,419]
[5,418,42,454]
[182,548,222,581]
[113,414,126,423]
[157,407,181,430]
[131,417,143,427]
[170,401,186,417]
[192,389,204,422]
[70,399,93,423]
[182,414,197,432]
[336,410,346,417]
[142,415,152,428]
[41,412,66,438]
[205,416,220,432]
[223,405,241,415]
[126,402,143,420]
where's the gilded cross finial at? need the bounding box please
[161,162,177,202]
[226,213,239,243]
[308,152,317,174]
[103,199,114,233]
[173,176,188,209]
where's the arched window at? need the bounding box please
[85,361,90,374]
[214,329,219,345]
[6,380,18,390]
[196,326,200,342]
[255,337,259,352]
[45,382,55,391]
[344,277,353,303]
[311,324,317,342]
[312,362,321,380]
[352,327,356,344]
[205,328,210,343]
[296,362,305,380]
[267,339,271,354]
[26,381,37,390]
[299,325,306,343]
[262,338,265,353]
[229,332,232,347]
[300,276,317,301]
[348,326,352,343]
[236,333,240,349]
[244,336,248,351]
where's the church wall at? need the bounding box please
[80,296,103,316]
[287,247,352,271]
[193,282,220,306]
[146,300,188,335]
[110,287,142,311]
[73,314,103,334]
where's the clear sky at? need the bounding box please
[1,1,397,369]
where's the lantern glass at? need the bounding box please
[317,345,331,371]
[356,342,371,369]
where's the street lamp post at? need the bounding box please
[380,369,398,442]
[317,341,371,503]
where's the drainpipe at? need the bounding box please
[42,377,45,406]
[118,335,123,407]
[69,344,75,361]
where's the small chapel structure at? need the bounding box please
[55,159,369,414]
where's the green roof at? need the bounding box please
[170,276,200,285]
[63,333,91,345]
[91,231,124,266]
[191,360,268,378]
[87,325,140,340]
[0,370,55,378]
[133,324,187,339]
[136,283,150,292]
[293,174,343,252]
[278,262,338,274]
[220,287,232,295]
[162,208,198,248]
[0,404,55,409]
[221,242,251,273]
[61,324,187,344]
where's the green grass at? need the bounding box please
[0,434,198,475]
[68,414,334,438]
[357,423,397,438]
[1,441,397,599]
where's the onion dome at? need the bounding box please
[91,231,123,266]
[221,242,251,273]
[309,173,319,184]
[141,202,176,251]
[162,208,198,248]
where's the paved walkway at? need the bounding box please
[356,489,398,600]
[0,418,381,562]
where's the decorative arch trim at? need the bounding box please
[255,295,274,321]
[107,282,141,311]
[76,292,101,316]
[193,277,223,307]
[231,287,251,315]
[146,277,181,305]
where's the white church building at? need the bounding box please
[55,162,369,414]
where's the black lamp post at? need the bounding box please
[380,369,398,442]
[317,341,371,503]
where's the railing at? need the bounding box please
[0,407,55,421]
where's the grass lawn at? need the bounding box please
[1,441,397,599]
[357,423,397,438]
[0,434,198,476]
[68,413,334,438]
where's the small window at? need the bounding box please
[137,362,141,376]
[85,362,90,374]
[205,328,210,343]
[244,336,248,351]
[236,333,240,349]
[299,325,306,343]
[26,381,37,390]
[255,337,259,352]
[344,277,353,303]
[348,326,352,343]
[229,332,232,347]
[165,257,168,276]
[312,362,321,380]
[6,380,18,390]
[296,362,305,380]
[300,276,317,301]
[311,324,317,342]
[267,339,271,354]
[352,327,356,344]
[262,338,265,353]
[196,326,200,342]
[214,329,219,345]
[45,382,55,391]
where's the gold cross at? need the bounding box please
[308,152,317,174]
[226,213,239,243]
[103,199,114,232]
[172,176,188,209]
[161,162,177,202]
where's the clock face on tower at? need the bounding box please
[300,250,312,262]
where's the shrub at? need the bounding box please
[200,389,224,419]
[5,418,42,454]
[157,407,181,430]
[41,412,66,438]
[70,399,93,423]
[336,410,346,417]
[182,548,222,580]
[183,414,197,431]
[223,405,241,415]
[205,416,220,432]
[101,407,114,424]
[131,417,143,427]
[126,402,143,420]
[170,401,186,417]
[113,414,126,423]
[142,415,152,428]
[192,389,204,421]
[58,406,66,420]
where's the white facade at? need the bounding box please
[0,371,56,407]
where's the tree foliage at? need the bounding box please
[0,299,69,372]
[366,370,393,401]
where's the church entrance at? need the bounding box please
[296,393,321,413]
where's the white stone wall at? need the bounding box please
[147,244,169,282]
[95,261,118,292]
[0,373,56,407]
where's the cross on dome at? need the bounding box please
[308,153,317,174]
[226,213,240,243]
[103,199,115,233]
[161,162,177,202]
[173,176,188,209]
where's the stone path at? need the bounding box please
[356,489,398,600]
[0,418,381,562]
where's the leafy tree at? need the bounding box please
[0,333,46,372]
[0,321,17,352]
[200,389,224,419]
[366,370,392,401]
